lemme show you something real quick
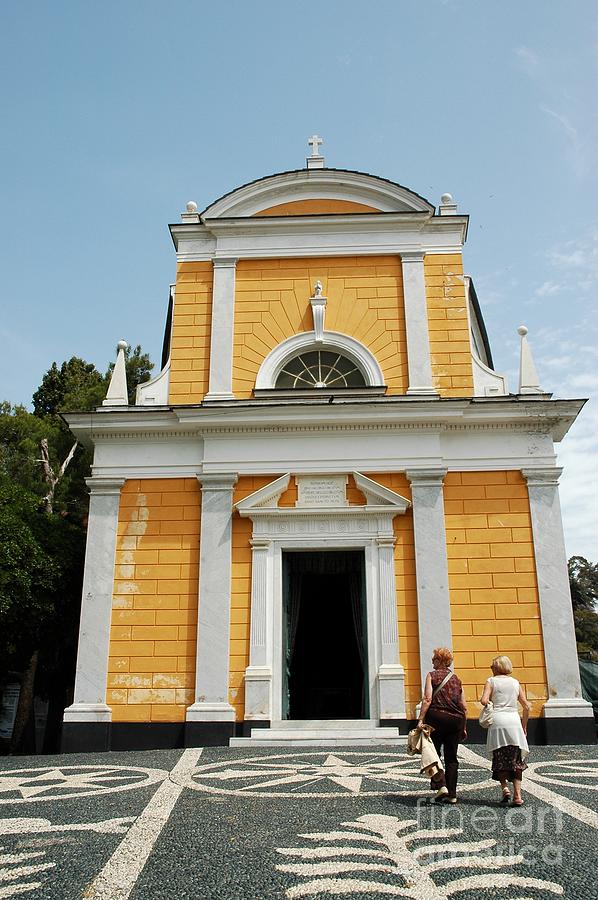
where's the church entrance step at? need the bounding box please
[229,723,406,747]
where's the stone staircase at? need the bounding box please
[229,719,406,747]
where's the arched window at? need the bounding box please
[275,349,367,389]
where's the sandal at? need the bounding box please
[511,799,524,807]
[500,789,511,805]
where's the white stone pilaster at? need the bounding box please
[376,536,405,719]
[244,538,272,720]
[522,468,593,718]
[406,468,453,688]
[63,477,124,723]
[204,257,237,401]
[187,473,238,722]
[401,252,436,395]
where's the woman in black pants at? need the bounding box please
[417,647,468,804]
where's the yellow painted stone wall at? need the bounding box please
[444,471,547,717]
[254,200,381,216]
[424,253,474,397]
[168,262,212,404]
[107,478,200,723]
[233,256,409,398]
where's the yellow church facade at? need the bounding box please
[62,143,593,751]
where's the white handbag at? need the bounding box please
[479,700,494,729]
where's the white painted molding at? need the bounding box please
[239,476,408,723]
[204,258,237,402]
[236,473,291,511]
[200,169,436,218]
[136,359,171,406]
[255,330,385,390]
[352,472,410,510]
[103,340,129,407]
[400,253,437,396]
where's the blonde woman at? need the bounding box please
[417,647,467,804]
[480,655,531,806]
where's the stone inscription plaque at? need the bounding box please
[296,475,348,507]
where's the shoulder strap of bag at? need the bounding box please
[432,670,454,699]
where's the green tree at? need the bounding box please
[1,343,154,752]
[32,358,107,417]
[568,556,598,660]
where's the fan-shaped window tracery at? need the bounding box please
[275,350,367,389]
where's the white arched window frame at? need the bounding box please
[255,331,386,391]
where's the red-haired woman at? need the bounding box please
[417,647,468,804]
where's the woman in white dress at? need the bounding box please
[480,655,531,806]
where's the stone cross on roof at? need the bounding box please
[307,134,325,169]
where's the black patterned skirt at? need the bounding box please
[491,745,527,782]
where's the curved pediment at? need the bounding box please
[201,168,434,218]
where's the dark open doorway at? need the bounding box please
[282,550,368,720]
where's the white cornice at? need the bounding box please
[63,397,585,447]
[169,215,469,263]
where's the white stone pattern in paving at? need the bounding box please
[84,748,202,900]
[0,765,167,805]
[275,813,564,898]
[184,751,493,799]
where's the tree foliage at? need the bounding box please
[568,556,598,660]
[1,343,154,752]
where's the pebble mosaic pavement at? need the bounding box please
[0,743,596,899]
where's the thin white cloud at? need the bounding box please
[515,45,540,76]
[534,280,561,298]
[540,104,579,141]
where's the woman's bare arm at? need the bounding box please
[518,684,531,734]
[480,678,493,706]
[417,673,433,726]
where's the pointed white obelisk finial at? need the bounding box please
[103,340,129,406]
[517,325,543,394]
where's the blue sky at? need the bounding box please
[1,1,596,559]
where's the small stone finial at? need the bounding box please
[102,340,129,407]
[517,324,544,395]
[439,192,458,216]
[309,281,327,341]
[181,200,200,222]
[306,134,325,169]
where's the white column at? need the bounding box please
[244,538,272,720]
[187,473,237,722]
[63,477,124,723]
[376,536,406,719]
[406,468,453,688]
[401,252,436,395]
[204,257,237,401]
[522,468,593,719]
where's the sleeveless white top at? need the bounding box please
[485,675,529,758]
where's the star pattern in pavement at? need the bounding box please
[0,765,166,804]
[188,752,472,798]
